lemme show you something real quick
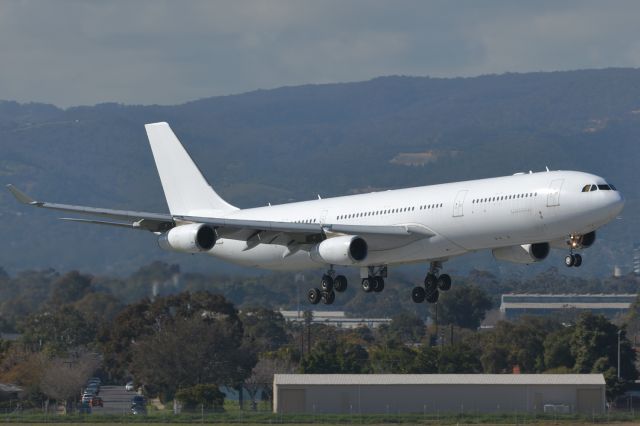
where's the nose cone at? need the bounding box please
[611,191,625,217]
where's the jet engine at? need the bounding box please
[310,235,368,266]
[492,242,550,264]
[158,223,216,253]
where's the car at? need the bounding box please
[90,396,103,407]
[85,384,99,395]
[125,381,134,392]
[131,395,146,407]
[131,405,147,415]
[81,394,93,404]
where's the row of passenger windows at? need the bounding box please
[294,219,317,224]
[582,184,616,192]
[336,203,442,220]
[472,192,537,204]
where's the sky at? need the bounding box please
[1,0,639,108]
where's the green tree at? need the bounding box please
[240,307,289,353]
[431,284,492,329]
[48,271,92,307]
[543,327,574,370]
[570,313,637,399]
[300,341,370,374]
[438,343,483,373]
[386,312,426,343]
[176,384,225,411]
[19,306,96,354]
[369,340,416,373]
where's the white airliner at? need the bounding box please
[7,122,624,305]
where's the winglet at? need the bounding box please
[6,184,41,206]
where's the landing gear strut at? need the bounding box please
[307,267,348,305]
[412,261,452,304]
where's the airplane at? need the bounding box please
[7,122,624,305]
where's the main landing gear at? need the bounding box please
[412,261,452,304]
[307,267,348,305]
[361,266,387,294]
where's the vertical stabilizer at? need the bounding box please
[145,122,238,216]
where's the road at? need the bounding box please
[92,385,135,415]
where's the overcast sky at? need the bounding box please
[1,0,639,108]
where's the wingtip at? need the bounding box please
[144,121,169,129]
[6,184,37,205]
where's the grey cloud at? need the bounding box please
[0,0,639,107]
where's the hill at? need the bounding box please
[0,69,638,276]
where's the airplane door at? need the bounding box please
[319,209,328,224]
[547,179,564,207]
[453,190,468,217]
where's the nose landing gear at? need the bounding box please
[307,267,348,305]
[412,261,452,304]
[565,253,582,267]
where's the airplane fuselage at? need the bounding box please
[209,170,624,270]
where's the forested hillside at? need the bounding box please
[1,69,638,275]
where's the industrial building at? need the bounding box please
[500,294,637,320]
[273,374,605,415]
[279,310,392,329]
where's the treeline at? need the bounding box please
[1,262,639,331]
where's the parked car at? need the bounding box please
[81,394,93,404]
[131,395,146,407]
[125,381,134,392]
[131,405,147,415]
[90,396,103,407]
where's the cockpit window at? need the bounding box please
[597,184,611,190]
[581,185,590,192]
[609,184,617,190]
[590,184,598,191]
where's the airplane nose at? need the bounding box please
[612,192,625,216]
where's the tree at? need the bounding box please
[543,327,574,371]
[385,312,426,343]
[19,306,96,354]
[40,352,99,414]
[48,271,92,307]
[300,341,370,374]
[128,295,256,402]
[431,284,492,329]
[369,340,416,373]
[570,313,637,399]
[240,307,289,353]
[175,384,225,411]
[437,343,483,373]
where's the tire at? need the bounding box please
[321,291,335,305]
[573,253,582,267]
[320,274,334,292]
[361,278,373,293]
[565,254,575,267]
[426,289,440,304]
[437,274,452,291]
[334,275,348,292]
[424,273,437,293]
[411,287,426,303]
[307,288,321,304]
[373,277,385,293]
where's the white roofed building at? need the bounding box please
[273,374,605,415]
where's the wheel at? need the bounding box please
[425,289,440,304]
[411,287,426,303]
[361,278,373,293]
[307,288,321,304]
[334,275,348,292]
[321,291,335,305]
[565,254,575,267]
[373,277,385,293]
[424,273,438,295]
[320,274,334,292]
[573,253,582,267]
[437,274,452,291]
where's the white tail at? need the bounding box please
[145,122,238,216]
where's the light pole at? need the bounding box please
[617,329,622,379]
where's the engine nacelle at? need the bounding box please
[158,223,216,253]
[492,242,550,264]
[310,235,368,266]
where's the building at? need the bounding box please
[279,310,392,329]
[273,374,605,415]
[500,294,637,320]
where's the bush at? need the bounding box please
[176,384,225,411]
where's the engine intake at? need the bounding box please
[310,235,368,266]
[492,242,550,264]
[158,223,216,253]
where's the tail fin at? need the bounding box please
[145,122,238,216]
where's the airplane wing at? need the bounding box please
[7,184,433,250]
